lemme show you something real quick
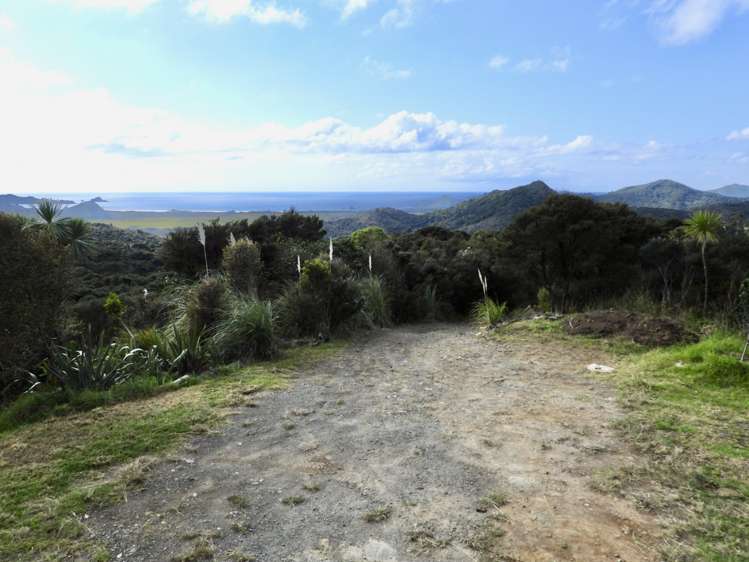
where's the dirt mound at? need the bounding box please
[565,310,698,347]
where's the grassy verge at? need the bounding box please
[497,318,749,561]
[0,342,344,561]
[607,333,749,561]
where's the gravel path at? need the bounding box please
[89,324,658,562]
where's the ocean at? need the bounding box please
[36,192,481,213]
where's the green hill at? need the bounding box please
[597,179,729,210]
[426,180,555,231]
[325,180,556,236]
[711,184,749,199]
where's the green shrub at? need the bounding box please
[360,276,390,327]
[182,276,228,335]
[300,258,332,294]
[132,327,163,350]
[32,336,162,392]
[351,226,387,250]
[212,298,276,360]
[537,287,551,313]
[222,238,262,296]
[275,283,327,338]
[472,298,507,327]
[161,324,211,375]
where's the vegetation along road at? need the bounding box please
[84,324,662,562]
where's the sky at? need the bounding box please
[1,0,748,193]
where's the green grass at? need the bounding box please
[602,333,749,561]
[0,342,344,561]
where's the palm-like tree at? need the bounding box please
[64,218,92,260]
[684,210,722,314]
[26,199,70,243]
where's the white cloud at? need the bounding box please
[362,56,412,80]
[648,0,749,44]
[512,47,571,73]
[381,0,415,28]
[515,58,543,73]
[0,49,600,191]
[342,0,375,19]
[187,0,306,26]
[488,55,509,70]
[728,127,749,141]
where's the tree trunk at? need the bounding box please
[701,242,708,315]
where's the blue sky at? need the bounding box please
[1,0,748,193]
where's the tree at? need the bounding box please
[26,199,70,243]
[684,210,722,314]
[501,195,656,311]
[0,214,66,397]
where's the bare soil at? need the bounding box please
[87,324,660,562]
[564,310,697,347]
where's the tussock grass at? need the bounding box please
[0,342,344,561]
[472,298,507,327]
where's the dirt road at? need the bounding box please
[89,324,658,561]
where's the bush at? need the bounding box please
[275,283,328,338]
[222,238,262,296]
[31,336,163,392]
[360,276,390,327]
[212,298,276,361]
[182,276,228,335]
[275,259,362,338]
[537,287,551,313]
[472,298,507,327]
[0,214,66,398]
[160,324,211,375]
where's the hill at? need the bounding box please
[597,179,729,210]
[711,184,749,199]
[0,194,75,215]
[324,207,425,237]
[324,181,557,236]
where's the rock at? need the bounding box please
[586,364,616,373]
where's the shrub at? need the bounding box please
[472,298,507,327]
[132,327,163,350]
[537,287,551,313]
[222,238,263,296]
[32,336,159,392]
[161,324,211,375]
[180,277,228,335]
[0,214,66,398]
[275,283,327,338]
[359,276,390,327]
[276,259,362,338]
[351,226,387,250]
[212,298,276,361]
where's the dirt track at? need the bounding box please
[89,324,659,561]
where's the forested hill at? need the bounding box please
[595,179,728,210]
[325,181,556,236]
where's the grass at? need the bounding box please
[363,505,392,522]
[281,495,305,506]
[606,332,749,561]
[0,341,345,561]
[472,297,507,327]
[226,495,250,509]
